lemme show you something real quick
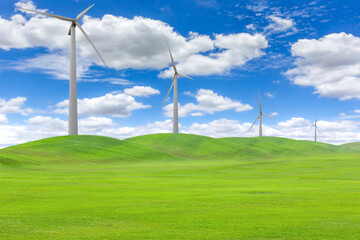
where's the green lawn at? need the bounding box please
[0,134,359,239]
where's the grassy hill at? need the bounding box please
[341,142,360,151]
[0,134,359,239]
[0,134,358,166]
[0,135,180,166]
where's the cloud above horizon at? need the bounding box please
[0,0,268,80]
[286,32,360,100]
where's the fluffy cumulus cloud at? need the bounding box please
[0,1,268,79]
[163,89,253,117]
[286,32,360,100]
[124,86,160,97]
[0,114,8,124]
[0,97,33,115]
[54,92,151,117]
[265,15,297,35]
[159,33,268,77]
[276,117,310,128]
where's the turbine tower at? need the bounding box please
[162,39,192,133]
[313,118,320,142]
[248,90,270,137]
[20,5,106,135]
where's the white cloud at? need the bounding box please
[15,0,44,13]
[265,15,297,35]
[0,115,114,148]
[0,125,28,148]
[273,117,360,145]
[163,89,253,117]
[246,24,256,31]
[0,114,8,124]
[0,115,359,148]
[79,117,114,133]
[0,97,33,115]
[190,112,204,117]
[27,115,67,132]
[246,1,269,12]
[286,32,360,100]
[26,115,114,134]
[184,117,360,145]
[159,33,268,78]
[11,53,92,80]
[265,92,274,98]
[101,119,173,139]
[0,117,168,148]
[54,92,151,117]
[84,78,133,85]
[277,117,311,128]
[339,111,360,120]
[184,119,252,138]
[124,86,160,97]
[1,2,268,78]
[270,112,278,117]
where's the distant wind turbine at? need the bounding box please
[248,90,270,137]
[313,118,320,142]
[20,4,106,135]
[162,38,192,133]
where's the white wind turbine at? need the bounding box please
[162,39,192,133]
[313,118,320,142]
[20,4,106,135]
[248,90,270,137]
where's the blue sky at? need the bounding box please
[0,0,360,147]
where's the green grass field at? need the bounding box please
[0,134,359,239]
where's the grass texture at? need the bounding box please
[0,134,359,239]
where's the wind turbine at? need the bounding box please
[20,5,106,135]
[162,39,192,133]
[313,118,320,142]
[248,90,270,137]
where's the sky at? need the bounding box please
[0,0,360,147]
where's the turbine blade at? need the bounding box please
[76,22,106,66]
[247,115,260,133]
[262,113,271,118]
[165,38,177,73]
[178,73,192,80]
[316,126,320,133]
[162,74,176,107]
[19,8,73,21]
[68,24,72,36]
[75,4,95,21]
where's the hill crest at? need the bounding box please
[0,134,358,166]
